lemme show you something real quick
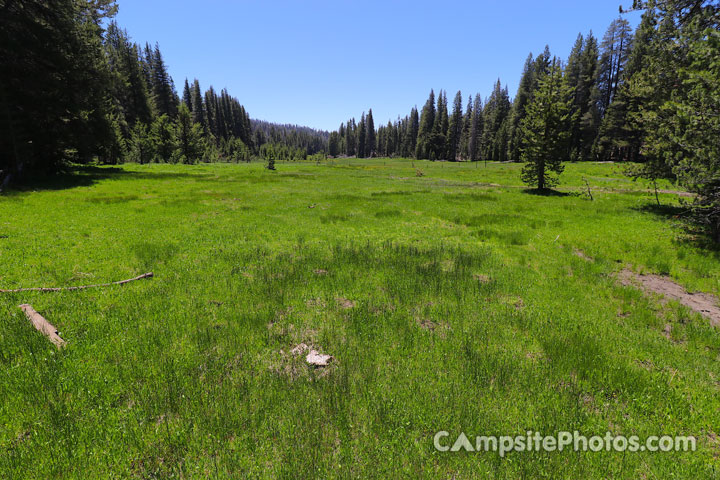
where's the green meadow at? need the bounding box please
[1,158,719,478]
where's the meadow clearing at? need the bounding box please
[1,158,719,478]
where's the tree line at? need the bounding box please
[332,16,638,164]
[0,0,328,184]
[332,1,719,240]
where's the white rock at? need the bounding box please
[306,349,333,367]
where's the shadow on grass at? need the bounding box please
[3,164,207,194]
[636,203,690,219]
[635,202,720,254]
[522,188,570,197]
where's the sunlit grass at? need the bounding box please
[1,158,718,478]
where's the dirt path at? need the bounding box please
[618,269,720,327]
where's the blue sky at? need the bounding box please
[114,0,641,131]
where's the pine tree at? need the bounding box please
[577,32,601,159]
[384,121,395,156]
[190,79,206,127]
[459,95,473,160]
[346,118,357,156]
[182,79,192,110]
[328,131,340,157]
[625,1,720,240]
[566,32,601,160]
[565,34,586,160]
[508,54,537,161]
[408,107,419,157]
[104,22,152,130]
[534,45,552,78]
[0,0,117,176]
[205,87,219,138]
[594,12,655,161]
[597,18,633,115]
[128,122,154,164]
[447,91,463,160]
[150,114,177,163]
[470,94,483,162]
[175,103,203,164]
[429,90,449,160]
[519,58,574,190]
[366,109,376,157]
[357,113,367,158]
[482,80,511,161]
[416,90,436,159]
[147,43,178,118]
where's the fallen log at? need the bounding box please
[0,272,153,293]
[19,304,66,348]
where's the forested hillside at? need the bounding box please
[0,0,328,181]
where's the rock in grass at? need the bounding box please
[306,349,333,367]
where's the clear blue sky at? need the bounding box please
[113,0,641,131]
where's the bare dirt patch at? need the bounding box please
[416,317,438,331]
[415,317,449,337]
[473,273,491,283]
[618,269,720,327]
[336,297,356,309]
[573,249,593,262]
[663,323,673,340]
[306,297,326,309]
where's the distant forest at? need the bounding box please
[0,0,328,181]
[0,0,718,239]
[334,5,712,166]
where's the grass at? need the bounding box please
[1,158,719,478]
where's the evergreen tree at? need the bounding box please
[565,34,586,159]
[519,58,573,189]
[175,103,203,164]
[150,114,177,162]
[104,21,152,130]
[534,45,552,77]
[459,95,473,160]
[128,122,154,164]
[447,91,463,160]
[594,12,655,161]
[508,54,537,161]
[182,78,192,110]
[416,90,436,159]
[0,0,117,176]
[408,107,419,157]
[470,94,483,161]
[146,43,178,118]
[625,1,720,240]
[428,90,449,160]
[346,118,357,156]
[566,32,601,160]
[357,113,367,158]
[204,87,220,138]
[328,131,341,157]
[190,80,206,127]
[482,80,512,161]
[597,18,633,115]
[366,109,376,157]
